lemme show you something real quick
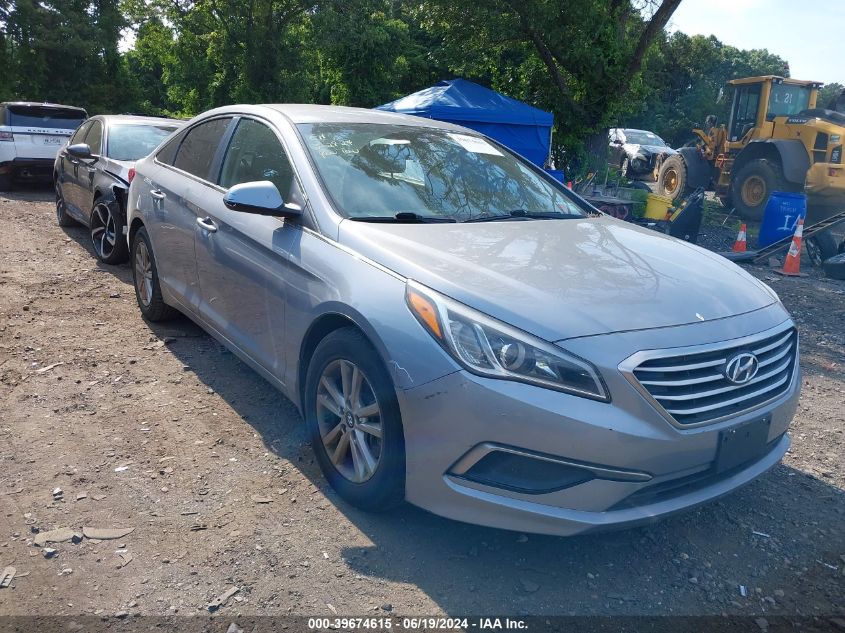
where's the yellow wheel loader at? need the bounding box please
[657,76,845,263]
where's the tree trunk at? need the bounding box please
[584,129,609,173]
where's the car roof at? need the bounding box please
[1,101,87,113]
[91,114,183,127]
[196,104,470,131]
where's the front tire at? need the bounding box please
[731,158,795,222]
[131,227,178,321]
[90,193,128,264]
[657,154,690,202]
[305,327,405,511]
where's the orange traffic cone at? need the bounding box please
[776,218,807,277]
[732,224,748,252]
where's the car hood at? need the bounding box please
[625,143,676,156]
[338,216,776,341]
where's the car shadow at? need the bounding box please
[138,315,845,617]
[0,181,53,203]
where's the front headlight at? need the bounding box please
[405,282,609,401]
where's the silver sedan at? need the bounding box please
[126,105,800,535]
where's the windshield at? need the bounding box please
[767,84,812,119]
[107,123,180,161]
[623,130,666,146]
[8,105,86,130]
[297,123,587,222]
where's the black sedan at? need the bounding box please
[54,115,182,263]
[608,128,676,181]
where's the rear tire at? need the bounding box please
[131,226,179,321]
[805,230,839,267]
[55,180,77,227]
[731,158,795,222]
[657,154,690,202]
[0,173,13,192]
[305,327,405,511]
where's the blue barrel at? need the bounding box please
[758,192,807,248]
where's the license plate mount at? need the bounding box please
[715,416,771,474]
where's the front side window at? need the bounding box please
[731,85,761,140]
[219,118,294,199]
[107,124,180,161]
[84,121,103,154]
[298,123,587,222]
[69,122,91,144]
[173,117,231,180]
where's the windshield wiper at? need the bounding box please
[463,209,583,223]
[350,212,457,224]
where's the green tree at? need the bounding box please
[819,82,844,111]
[0,0,132,111]
[416,0,684,172]
[311,0,442,107]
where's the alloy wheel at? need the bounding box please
[55,183,66,222]
[91,202,117,259]
[134,239,154,307]
[316,359,383,483]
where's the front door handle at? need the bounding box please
[150,189,166,200]
[196,216,218,233]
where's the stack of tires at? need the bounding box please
[822,238,845,280]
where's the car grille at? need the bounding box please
[629,327,797,426]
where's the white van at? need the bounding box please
[0,102,88,190]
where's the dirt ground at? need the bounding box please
[1,186,844,622]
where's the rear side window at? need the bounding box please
[84,121,103,154]
[156,132,183,166]
[7,105,86,130]
[173,118,231,180]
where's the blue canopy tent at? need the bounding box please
[376,79,555,169]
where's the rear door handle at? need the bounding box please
[150,189,166,200]
[196,216,218,233]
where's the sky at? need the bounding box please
[669,0,843,85]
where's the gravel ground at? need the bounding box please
[1,186,844,622]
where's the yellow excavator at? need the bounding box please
[657,76,845,263]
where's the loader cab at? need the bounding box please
[728,82,762,142]
[726,77,819,144]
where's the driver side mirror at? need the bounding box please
[223,180,302,217]
[67,143,96,161]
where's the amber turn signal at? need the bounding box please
[407,286,442,339]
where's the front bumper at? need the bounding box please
[398,307,800,536]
